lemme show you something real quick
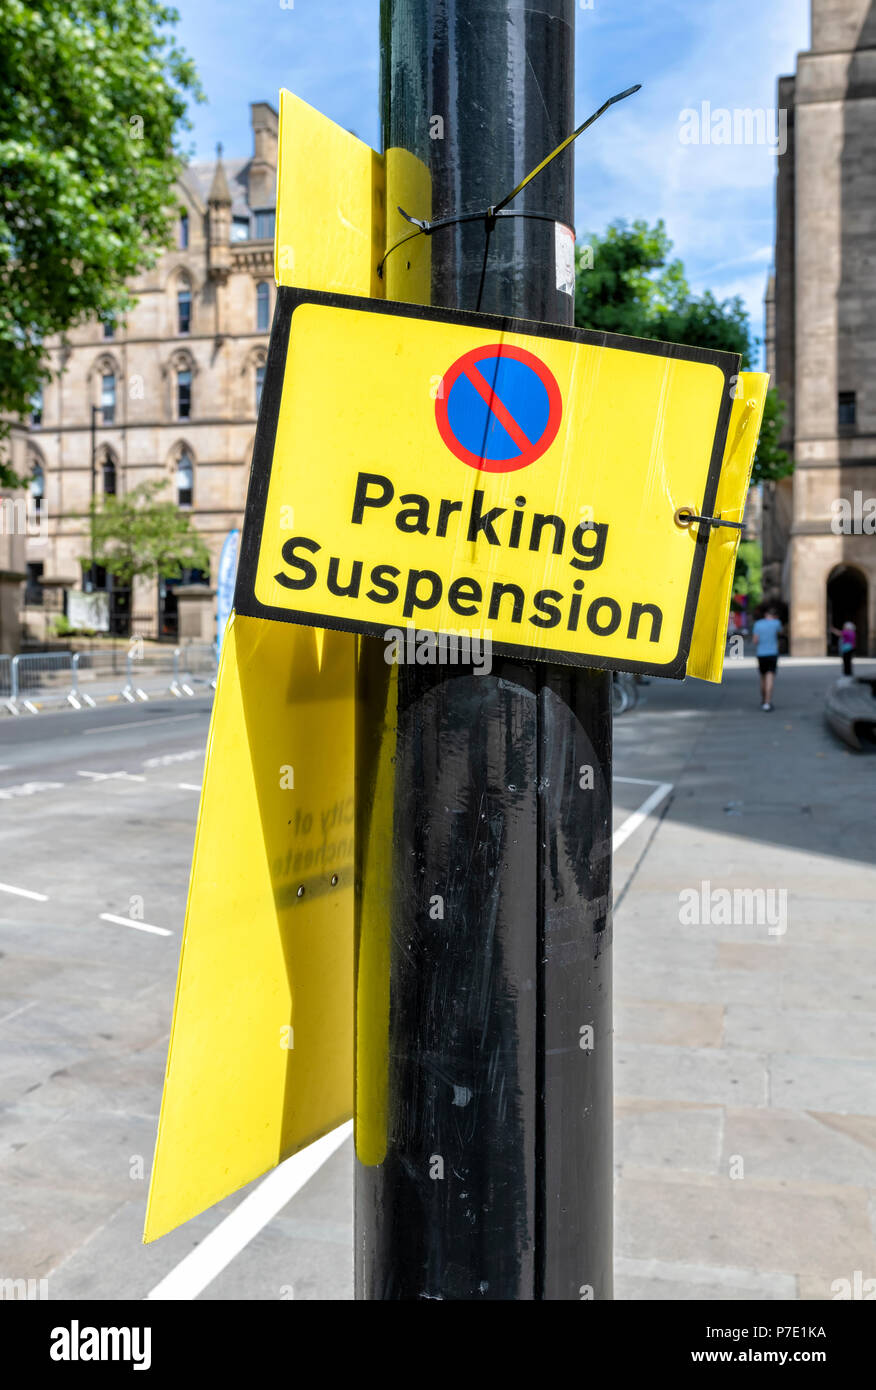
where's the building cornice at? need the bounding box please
[47,331,270,352]
[31,421,258,440]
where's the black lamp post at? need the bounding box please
[89,403,100,593]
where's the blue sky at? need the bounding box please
[173,0,811,360]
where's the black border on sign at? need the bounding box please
[234,286,740,679]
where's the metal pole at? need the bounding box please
[90,403,98,592]
[355,0,613,1300]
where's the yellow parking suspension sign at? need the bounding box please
[235,288,744,677]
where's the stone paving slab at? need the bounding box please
[612,662,876,1300]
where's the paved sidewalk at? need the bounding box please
[612,658,876,1300]
[3,664,873,1300]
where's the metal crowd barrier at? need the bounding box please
[3,644,218,714]
[175,642,219,695]
[124,648,179,702]
[9,652,77,713]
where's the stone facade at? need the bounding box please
[22,101,278,641]
[0,422,30,653]
[767,1,876,655]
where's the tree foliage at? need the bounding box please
[85,479,210,589]
[0,0,202,474]
[575,219,791,486]
[732,540,763,610]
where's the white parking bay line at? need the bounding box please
[146,1120,354,1301]
[0,881,49,902]
[177,783,202,792]
[99,913,172,938]
[612,781,673,852]
[83,713,204,735]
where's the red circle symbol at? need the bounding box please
[435,343,562,473]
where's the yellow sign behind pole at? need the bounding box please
[275,89,385,295]
[144,617,355,1241]
[145,93,386,1243]
[687,373,769,682]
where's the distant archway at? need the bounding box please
[826,565,868,655]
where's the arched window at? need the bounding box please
[31,386,43,426]
[177,368,192,420]
[256,281,270,332]
[256,364,265,412]
[102,453,117,496]
[177,281,192,334]
[100,373,116,425]
[29,461,44,516]
[179,211,189,250]
[176,451,194,507]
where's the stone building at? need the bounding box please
[22,101,279,641]
[766,0,876,655]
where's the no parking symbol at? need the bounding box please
[435,343,562,473]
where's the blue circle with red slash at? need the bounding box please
[436,343,562,473]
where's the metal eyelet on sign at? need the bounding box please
[675,506,745,533]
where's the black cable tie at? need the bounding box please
[491,82,643,216]
[377,209,559,278]
[375,82,643,281]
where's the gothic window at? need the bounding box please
[176,451,194,507]
[101,373,116,425]
[177,369,192,420]
[256,281,270,332]
[256,364,265,411]
[179,211,189,250]
[102,453,117,496]
[177,281,192,335]
[29,461,44,516]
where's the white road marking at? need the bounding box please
[82,713,204,735]
[99,913,172,938]
[0,781,64,799]
[177,783,202,792]
[612,782,673,852]
[0,881,49,902]
[77,770,146,783]
[0,1000,38,1026]
[142,749,202,769]
[145,1121,354,1301]
[615,775,665,787]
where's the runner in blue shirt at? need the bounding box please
[752,605,783,711]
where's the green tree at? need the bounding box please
[84,479,210,598]
[0,1,202,481]
[750,387,791,484]
[732,540,763,611]
[575,219,791,486]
